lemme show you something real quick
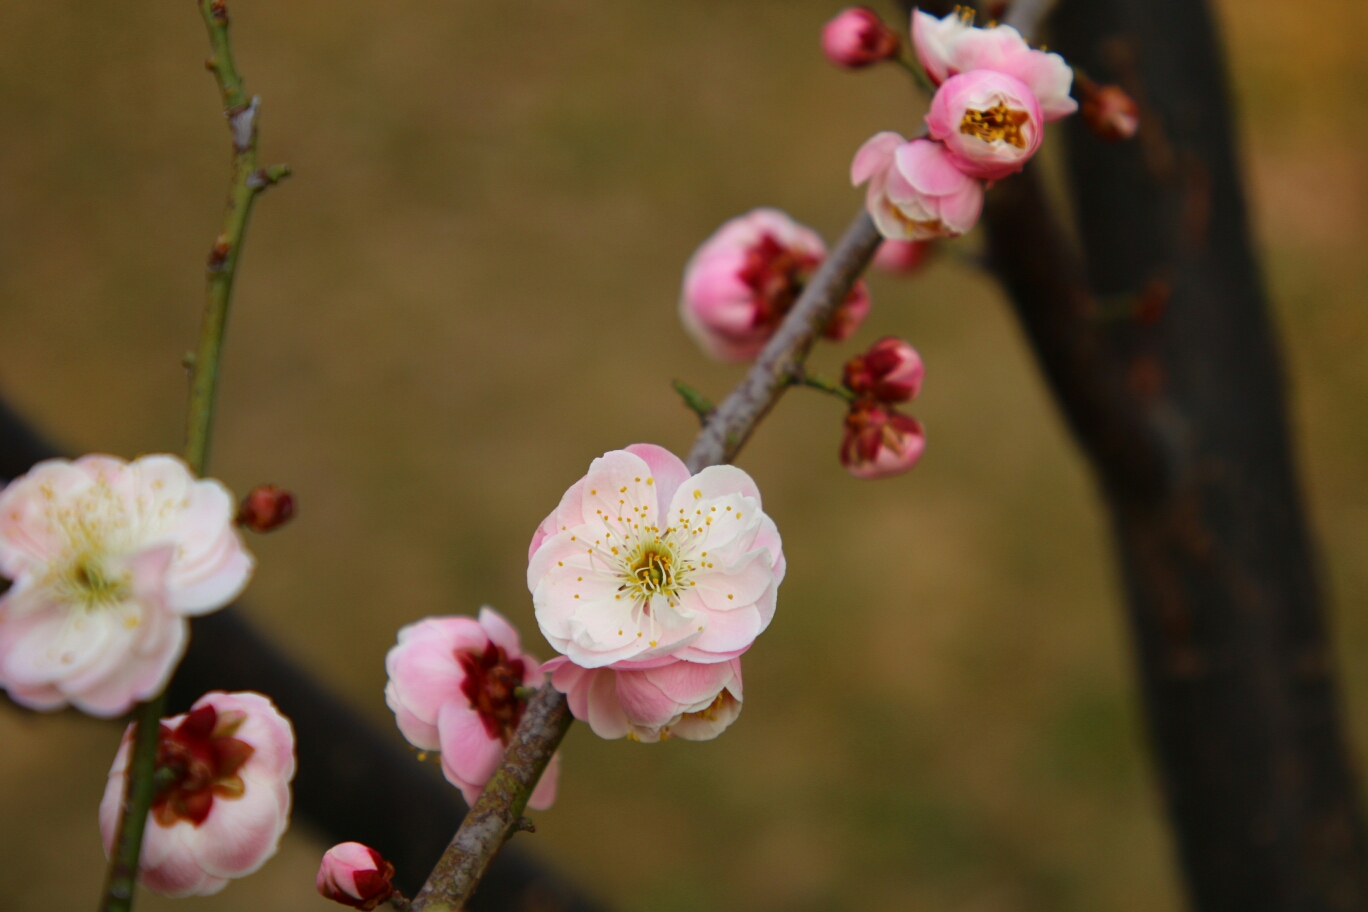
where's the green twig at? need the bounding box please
[793,371,857,404]
[672,379,715,421]
[97,4,286,912]
[894,55,936,93]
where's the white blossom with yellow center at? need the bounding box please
[528,445,784,668]
[0,455,253,717]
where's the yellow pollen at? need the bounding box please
[693,490,702,500]
[620,486,627,493]
[649,640,657,647]
[635,477,641,482]
[959,102,1031,148]
[647,478,654,485]
[557,561,563,566]
[591,489,596,494]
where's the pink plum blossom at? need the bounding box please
[852,133,984,240]
[821,7,901,70]
[925,70,1044,180]
[871,239,933,275]
[0,455,254,717]
[911,8,1078,120]
[385,608,559,810]
[528,444,784,668]
[843,337,925,403]
[840,401,927,479]
[317,843,397,910]
[99,691,295,897]
[680,208,871,362]
[544,655,743,743]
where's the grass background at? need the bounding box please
[0,1,1364,909]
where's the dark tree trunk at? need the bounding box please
[975,0,1368,906]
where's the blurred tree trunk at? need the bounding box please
[939,0,1368,905]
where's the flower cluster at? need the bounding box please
[852,8,1078,240]
[840,337,928,479]
[680,208,869,362]
[527,443,783,741]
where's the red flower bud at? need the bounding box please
[317,843,397,911]
[236,484,296,533]
[821,7,901,70]
[843,337,925,403]
[840,400,926,480]
[1081,82,1139,142]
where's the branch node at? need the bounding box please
[228,96,258,153]
[247,164,292,190]
[511,816,537,835]
[210,0,228,25]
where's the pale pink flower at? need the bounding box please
[926,70,1044,180]
[821,7,901,70]
[0,455,253,717]
[680,208,871,362]
[99,691,295,897]
[385,608,558,810]
[871,239,933,275]
[840,400,927,479]
[843,337,925,403]
[528,444,784,668]
[911,8,1077,120]
[852,133,984,240]
[317,843,396,910]
[544,655,743,743]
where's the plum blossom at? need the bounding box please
[385,608,558,810]
[545,655,743,743]
[317,843,397,910]
[925,70,1044,180]
[843,337,925,403]
[680,208,870,362]
[911,8,1077,120]
[841,400,927,479]
[0,455,253,717]
[852,133,984,241]
[871,239,933,275]
[821,7,901,70]
[528,444,784,668]
[99,691,295,897]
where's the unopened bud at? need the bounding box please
[236,484,296,533]
[821,7,901,70]
[840,400,926,480]
[317,843,397,911]
[871,239,933,275]
[1081,82,1139,142]
[843,337,925,403]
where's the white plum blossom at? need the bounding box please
[527,444,784,668]
[0,455,253,716]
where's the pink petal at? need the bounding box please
[851,131,906,185]
[622,444,691,515]
[437,701,503,786]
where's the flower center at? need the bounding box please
[627,541,678,597]
[63,554,130,609]
[458,641,528,744]
[151,704,255,827]
[738,233,819,330]
[959,102,1031,148]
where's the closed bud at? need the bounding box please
[317,843,396,910]
[821,7,901,70]
[237,484,296,533]
[1081,82,1139,142]
[840,400,926,480]
[843,337,925,403]
[871,239,933,276]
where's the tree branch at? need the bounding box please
[98,4,288,911]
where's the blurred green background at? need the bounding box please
[0,1,1364,909]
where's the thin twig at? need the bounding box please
[97,4,286,911]
[408,685,573,912]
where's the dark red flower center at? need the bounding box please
[458,641,528,744]
[737,233,819,331]
[150,704,255,827]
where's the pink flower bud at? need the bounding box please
[843,337,925,403]
[1080,82,1139,142]
[236,484,296,533]
[912,9,1077,120]
[926,69,1044,181]
[544,655,744,743]
[527,444,785,668]
[840,401,926,479]
[852,133,984,241]
[385,608,559,810]
[0,455,253,717]
[821,7,901,70]
[317,843,397,910]
[871,239,933,275]
[99,691,296,897]
[680,208,870,362]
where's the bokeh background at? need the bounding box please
[0,1,1364,909]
